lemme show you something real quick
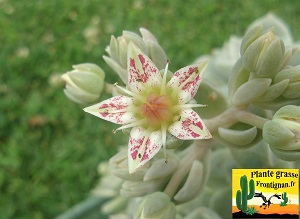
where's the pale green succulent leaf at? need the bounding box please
[240,25,263,55]
[257,37,284,77]
[282,81,300,98]
[103,55,128,84]
[274,66,300,83]
[232,78,272,106]
[143,159,177,181]
[109,35,119,62]
[101,196,128,215]
[174,160,203,203]
[184,207,222,219]
[270,146,300,161]
[258,79,289,102]
[228,59,250,99]
[218,126,257,146]
[123,30,148,54]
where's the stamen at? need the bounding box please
[161,123,167,160]
[114,119,147,133]
[160,60,170,95]
[113,83,145,102]
[172,104,208,112]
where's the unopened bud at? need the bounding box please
[274,66,300,99]
[263,105,300,161]
[61,63,105,105]
[241,29,285,78]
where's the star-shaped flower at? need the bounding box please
[84,42,211,173]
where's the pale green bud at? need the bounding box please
[104,29,167,84]
[61,63,105,105]
[242,29,285,78]
[184,207,222,219]
[246,13,294,46]
[134,192,176,219]
[140,28,168,70]
[263,105,300,161]
[274,66,300,99]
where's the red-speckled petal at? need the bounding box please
[127,42,162,94]
[128,126,162,173]
[168,109,211,140]
[83,95,135,124]
[167,59,208,104]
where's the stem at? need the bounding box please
[203,107,241,134]
[235,110,269,129]
[164,139,212,198]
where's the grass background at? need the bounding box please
[1,0,300,218]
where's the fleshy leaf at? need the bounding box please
[128,126,162,173]
[83,95,135,124]
[127,42,162,93]
[168,59,208,104]
[168,109,211,140]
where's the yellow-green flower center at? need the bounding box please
[139,92,173,127]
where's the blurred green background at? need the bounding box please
[1,0,300,218]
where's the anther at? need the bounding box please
[113,82,118,86]
[112,129,117,134]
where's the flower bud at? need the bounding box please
[134,192,176,219]
[140,28,168,70]
[241,29,285,78]
[274,66,300,99]
[61,63,105,105]
[103,29,167,84]
[263,105,300,161]
[246,13,294,46]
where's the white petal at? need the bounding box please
[128,126,162,173]
[168,109,211,140]
[83,95,136,124]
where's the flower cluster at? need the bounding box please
[60,13,300,219]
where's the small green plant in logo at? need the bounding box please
[280,192,288,207]
[236,175,255,213]
[246,206,258,215]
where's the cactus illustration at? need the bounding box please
[280,192,288,206]
[236,175,255,213]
